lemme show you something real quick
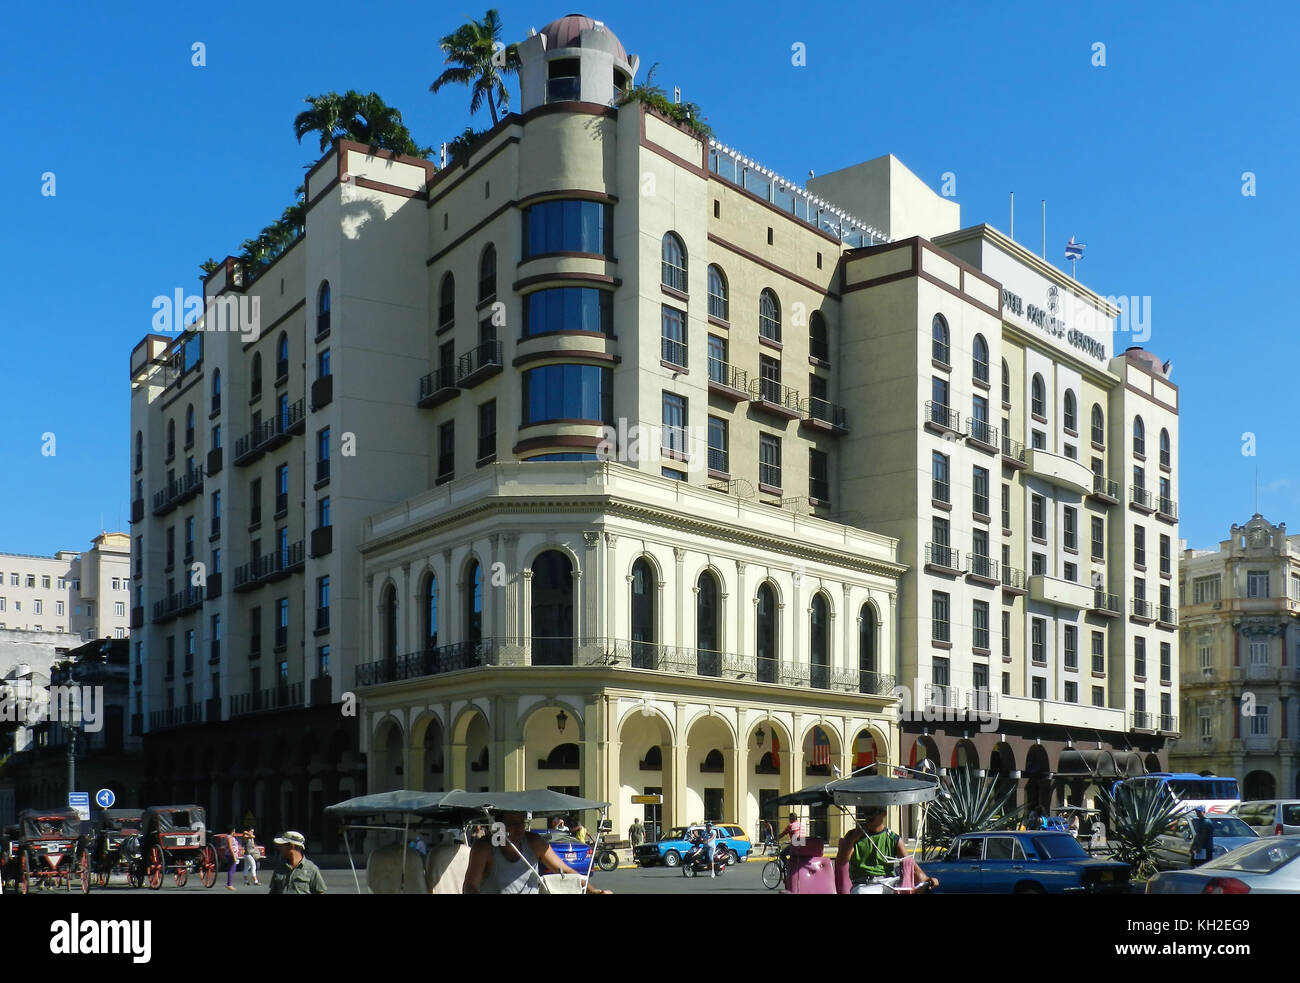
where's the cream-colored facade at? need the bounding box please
[1173,514,1299,798]
[0,533,131,639]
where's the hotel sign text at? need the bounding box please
[1002,287,1107,363]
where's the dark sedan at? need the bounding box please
[924,831,1131,894]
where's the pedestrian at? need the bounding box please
[268,830,326,894]
[1189,807,1213,867]
[242,826,260,886]
[554,816,570,834]
[220,825,243,891]
[572,821,589,845]
[761,819,775,856]
[628,818,645,850]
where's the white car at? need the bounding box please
[1146,836,1300,894]
[1232,800,1300,837]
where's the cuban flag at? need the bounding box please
[1065,236,1085,261]
[811,726,832,767]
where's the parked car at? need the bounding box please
[536,830,593,875]
[1152,814,1258,870]
[1232,800,1300,837]
[923,831,1131,894]
[633,825,752,868]
[1146,836,1300,894]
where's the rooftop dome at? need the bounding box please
[539,13,628,63]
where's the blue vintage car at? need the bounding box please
[923,831,1131,894]
[633,825,752,868]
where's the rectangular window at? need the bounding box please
[758,354,782,403]
[318,645,331,677]
[661,305,687,367]
[1249,639,1269,665]
[34,600,42,615]
[707,335,728,384]
[317,575,330,631]
[318,348,331,379]
[931,376,949,414]
[1001,610,1011,660]
[1002,672,1011,696]
[1247,570,1269,598]
[1192,576,1221,604]
[1092,631,1105,673]
[1031,618,1046,663]
[318,497,331,529]
[973,663,989,692]
[56,600,64,616]
[932,516,950,548]
[276,463,289,514]
[661,392,687,457]
[973,600,989,650]
[476,400,496,462]
[1032,552,1046,575]
[317,429,331,482]
[1160,642,1171,682]
[1031,677,1046,699]
[1031,494,1045,540]
[932,451,950,503]
[1159,534,1171,576]
[41,575,50,589]
[276,597,289,649]
[114,601,125,617]
[1134,525,1146,567]
[809,449,829,502]
[932,591,950,641]
[1064,561,1077,582]
[1001,484,1010,529]
[1058,625,1076,670]
[1031,429,1045,450]
[707,416,728,474]
[931,656,950,687]
[250,478,262,526]
[1063,507,1077,551]
[1093,686,1105,707]
[972,466,989,516]
[437,422,455,481]
[1064,681,1078,703]
[1091,516,1104,561]
[1134,637,1147,677]
[1250,704,1269,737]
[759,433,781,489]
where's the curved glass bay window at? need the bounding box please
[523,287,611,337]
[522,364,612,425]
[522,199,611,258]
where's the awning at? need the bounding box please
[440,789,610,816]
[324,789,471,819]
[767,775,939,811]
[1055,749,1147,779]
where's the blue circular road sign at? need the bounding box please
[96,788,115,808]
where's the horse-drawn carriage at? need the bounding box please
[137,804,218,889]
[92,808,146,887]
[8,808,93,894]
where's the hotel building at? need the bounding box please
[129,13,1181,847]
[0,534,131,640]
[1172,514,1299,799]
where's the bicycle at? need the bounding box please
[761,853,786,890]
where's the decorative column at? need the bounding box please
[791,567,803,666]
[843,583,854,678]
[603,532,618,643]
[787,711,804,797]
[670,701,688,827]
[520,568,534,665]
[583,530,602,641]
[488,534,502,642]
[673,548,686,649]
[735,561,748,655]
[502,533,520,641]
[443,549,454,640]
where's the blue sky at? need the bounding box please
[1,0,1293,555]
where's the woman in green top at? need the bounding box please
[836,807,939,894]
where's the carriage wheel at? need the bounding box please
[199,845,217,888]
[175,862,189,887]
[146,846,164,890]
[19,852,30,895]
[79,850,91,894]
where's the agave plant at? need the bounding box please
[1096,780,1182,878]
[199,258,222,277]
[922,768,1023,857]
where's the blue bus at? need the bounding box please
[1112,773,1241,814]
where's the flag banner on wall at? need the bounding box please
[854,732,876,769]
[769,731,781,771]
[811,726,832,766]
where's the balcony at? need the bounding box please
[310,374,333,411]
[1130,598,1156,623]
[1090,589,1122,617]
[924,401,962,436]
[310,525,333,558]
[924,543,963,575]
[1001,565,1028,595]
[207,447,223,476]
[966,418,999,452]
[661,336,688,369]
[750,378,803,420]
[1129,485,1155,513]
[1000,435,1027,469]
[233,542,304,591]
[131,498,144,523]
[263,399,306,452]
[130,605,143,628]
[1089,474,1119,504]
[801,397,848,434]
[707,360,749,402]
[418,365,460,408]
[1157,496,1179,523]
[1024,449,1092,496]
[1028,574,1094,611]
[206,572,222,600]
[229,681,304,718]
[152,469,205,515]
[151,585,204,623]
[966,553,1000,586]
[457,340,504,388]
[149,703,203,731]
[1158,605,1178,628]
[1131,711,1154,732]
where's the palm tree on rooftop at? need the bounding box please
[293,90,427,156]
[430,9,521,127]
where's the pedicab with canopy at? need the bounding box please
[764,771,941,894]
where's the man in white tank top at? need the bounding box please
[463,812,612,894]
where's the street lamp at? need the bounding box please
[556,710,568,734]
[755,726,766,748]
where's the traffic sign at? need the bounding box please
[631,794,663,805]
[69,791,91,821]
[96,788,116,809]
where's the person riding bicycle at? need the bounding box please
[836,806,939,894]
[776,812,805,867]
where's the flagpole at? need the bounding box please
[1041,200,1046,259]
[1009,192,1014,240]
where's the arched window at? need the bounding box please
[465,559,482,645]
[697,570,719,654]
[438,272,455,328]
[166,419,176,460]
[1063,390,1077,433]
[756,582,777,682]
[759,289,781,342]
[1031,373,1045,417]
[134,431,143,472]
[810,593,830,689]
[250,352,263,400]
[1159,428,1170,469]
[707,264,728,321]
[661,232,686,292]
[630,558,656,668]
[544,743,579,769]
[809,311,829,363]
[1091,404,1104,446]
[382,585,398,661]
[859,603,877,690]
[317,281,331,336]
[932,314,950,364]
[211,369,221,414]
[1001,359,1011,405]
[478,243,497,302]
[1133,416,1146,456]
[421,574,438,650]
[184,405,195,449]
[276,332,289,380]
[641,745,663,770]
[701,749,725,773]
[531,550,573,665]
[972,334,989,383]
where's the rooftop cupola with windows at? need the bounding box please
[518,13,639,111]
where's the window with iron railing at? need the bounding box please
[707,265,728,321]
[661,232,687,292]
[759,433,781,488]
[932,451,949,503]
[661,306,687,367]
[708,416,728,474]
[932,591,950,641]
